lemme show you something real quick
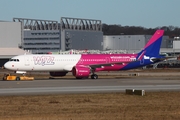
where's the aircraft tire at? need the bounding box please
[16,77,20,81]
[91,74,98,79]
[76,77,82,79]
[2,77,5,80]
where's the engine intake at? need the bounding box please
[72,66,90,78]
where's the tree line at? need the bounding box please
[102,24,180,38]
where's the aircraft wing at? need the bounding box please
[88,60,138,69]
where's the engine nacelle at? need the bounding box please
[49,71,68,77]
[72,66,90,78]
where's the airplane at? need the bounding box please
[4,30,164,79]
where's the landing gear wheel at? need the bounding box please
[91,74,98,79]
[16,77,20,81]
[76,77,82,79]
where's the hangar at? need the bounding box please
[0,21,31,67]
[1,17,178,55]
[60,17,103,51]
[103,35,172,54]
[0,17,103,66]
[12,17,103,54]
[0,17,180,68]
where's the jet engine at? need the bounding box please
[72,66,90,78]
[50,71,68,76]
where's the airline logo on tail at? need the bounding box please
[143,30,164,56]
[137,30,164,59]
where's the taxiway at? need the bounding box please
[0,75,180,95]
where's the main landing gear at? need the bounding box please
[91,74,98,79]
[90,68,98,79]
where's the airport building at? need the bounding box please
[60,17,103,51]
[0,21,30,67]
[0,17,177,55]
[0,21,21,48]
[12,17,103,54]
[13,18,60,54]
[0,17,180,67]
[103,35,172,54]
[0,17,103,66]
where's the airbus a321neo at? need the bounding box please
[4,30,165,79]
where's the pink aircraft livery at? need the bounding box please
[4,30,164,79]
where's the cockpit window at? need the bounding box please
[9,59,20,62]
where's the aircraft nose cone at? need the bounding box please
[4,62,11,69]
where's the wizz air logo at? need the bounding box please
[33,56,55,66]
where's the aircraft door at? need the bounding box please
[24,56,30,66]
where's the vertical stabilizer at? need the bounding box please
[137,30,164,59]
